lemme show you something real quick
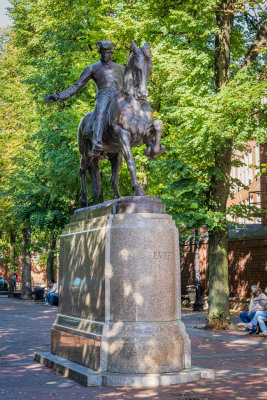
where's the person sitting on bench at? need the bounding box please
[45,279,58,305]
[240,285,267,334]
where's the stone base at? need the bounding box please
[55,196,192,374]
[44,196,214,384]
[34,352,214,387]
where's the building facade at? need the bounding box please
[227,140,267,225]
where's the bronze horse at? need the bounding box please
[78,41,165,207]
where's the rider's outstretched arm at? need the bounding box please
[45,65,93,103]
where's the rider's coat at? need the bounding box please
[57,61,124,100]
[57,61,124,142]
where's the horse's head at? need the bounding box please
[123,41,153,100]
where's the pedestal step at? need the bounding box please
[34,351,214,387]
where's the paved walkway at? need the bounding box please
[0,298,266,400]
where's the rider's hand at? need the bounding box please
[45,93,60,103]
[257,305,263,310]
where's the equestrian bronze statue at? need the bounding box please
[45,40,165,207]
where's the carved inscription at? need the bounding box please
[135,326,155,338]
[154,251,173,260]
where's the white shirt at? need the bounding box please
[47,283,58,293]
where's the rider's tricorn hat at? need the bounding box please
[96,40,116,53]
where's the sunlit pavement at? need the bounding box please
[0,298,266,399]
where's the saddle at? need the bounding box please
[82,98,116,138]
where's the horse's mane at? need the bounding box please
[122,52,135,96]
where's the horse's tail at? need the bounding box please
[77,118,85,156]
[77,112,94,156]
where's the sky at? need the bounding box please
[0,0,12,27]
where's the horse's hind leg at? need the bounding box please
[119,128,145,196]
[79,157,88,208]
[88,157,103,204]
[108,152,122,199]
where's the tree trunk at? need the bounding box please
[46,233,57,285]
[208,144,232,327]
[21,226,32,300]
[207,0,234,328]
[8,232,15,298]
[207,230,230,327]
[215,0,234,89]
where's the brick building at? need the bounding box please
[181,140,267,303]
[227,140,267,225]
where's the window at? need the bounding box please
[256,194,261,209]
[242,201,246,224]
[248,152,253,183]
[255,144,260,180]
[245,155,249,186]
[246,199,253,223]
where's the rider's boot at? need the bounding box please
[92,117,104,154]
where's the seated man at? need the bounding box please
[45,279,58,305]
[240,285,267,334]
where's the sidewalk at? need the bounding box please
[0,297,266,400]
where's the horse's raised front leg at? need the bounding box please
[108,152,122,199]
[118,128,145,196]
[145,119,166,159]
[79,157,88,208]
[88,157,103,204]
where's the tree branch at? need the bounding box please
[241,17,267,69]
[244,12,258,32]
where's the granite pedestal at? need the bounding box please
[35,196,214,386]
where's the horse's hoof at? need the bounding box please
[145,147,152,158]
[79,196,88,208]
[151,145,166,159]
[133,187,145,196]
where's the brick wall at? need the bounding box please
[0,256,47,286]
[180,227,267,298]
